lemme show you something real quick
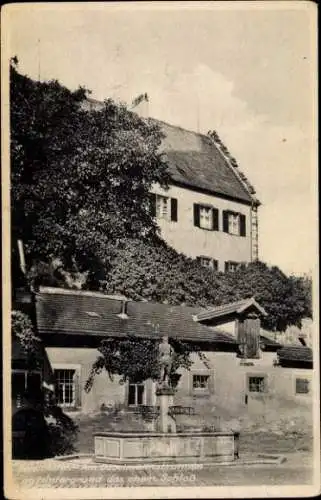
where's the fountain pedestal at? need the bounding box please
[155,385,176,433]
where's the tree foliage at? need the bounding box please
[10,59,312,345]
[85,335,209,392]
[11,61,170,282]
[11,310,40,357]
[102,238,312,332]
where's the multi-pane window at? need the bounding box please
[192,374,210,390]
[296,378,310,394]
[149,193,178,222]
[248,376,266,393]
[199,206,212,230]
[228,213,240,235]
[223,210,246,237]
[128,382,145,406]
[193,204,219,231]
[156,195,170,219]
[54,369,76,407]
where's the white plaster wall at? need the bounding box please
[151,183,252,272]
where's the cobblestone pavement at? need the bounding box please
[10,453,314,488]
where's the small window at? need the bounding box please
[128,382,145,406]
[198,257,218,271]
[193,204,219,231]
[156,195,170,219]
[149,193,178,222]
[199,206,213,230]
[296,378,310,394]
[223,211,246,237]
[54,369,76,407]
[225,261,240,273]
[248,376,266,393]
[228,213,240,235]
[193,374,210,390]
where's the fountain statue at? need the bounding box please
[155,335,176,433]
[158,335,174,388]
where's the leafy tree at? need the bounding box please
[85,335,209,393]
[102,238,312,332]
[11,61,170,282]
[11,310,40,355]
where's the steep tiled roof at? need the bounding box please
[277,346,313,365]
[35,288,237,346]
[154,120,254,204]
[195,297,267,323]
[82,99,256,205]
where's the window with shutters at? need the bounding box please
[53,366,81,408]
[194,204,219,231]
[295,378,310,394]
[149,193,178,222]
[197,256,218,270]
[223,210,246,237]
[248,376,266,393]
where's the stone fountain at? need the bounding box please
[94,336,239,464]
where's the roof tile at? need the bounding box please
[35,289,238,345]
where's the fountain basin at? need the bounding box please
[94,430,240,464]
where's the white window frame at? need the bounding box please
[156,194,170,220]
[127,381,147,406]
[247,374,267,393]
[228,212,240,235]
[52,364,81,409]
[191,370,212,396]
[199,206,213,230]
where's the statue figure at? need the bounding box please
[158,335,174,388]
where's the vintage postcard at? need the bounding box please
[2,1,319,498]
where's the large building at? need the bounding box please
[83,98,260,272]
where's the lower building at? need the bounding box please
[12,287,313,426]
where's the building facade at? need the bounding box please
[83,99,260,271]
[12,288,313,428]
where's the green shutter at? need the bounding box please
[171,198,178,222]
[240,214,246,236]
[212,208,219,231]
[193,204,200,227]
[222,211,229,232]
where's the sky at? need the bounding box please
[5,2,318,276]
